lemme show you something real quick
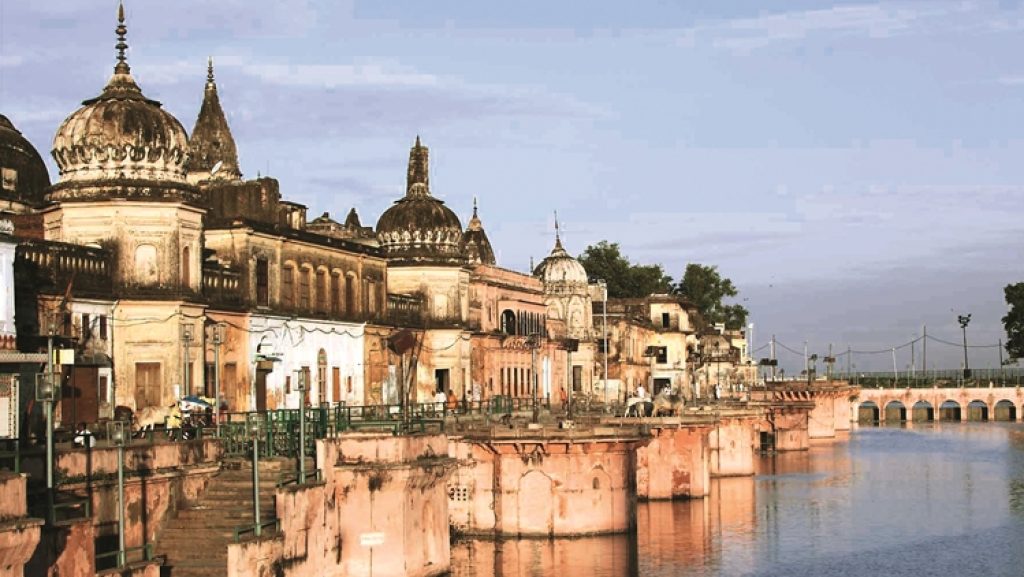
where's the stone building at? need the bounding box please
[3,4,722,423]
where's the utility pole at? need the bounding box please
[922,325,927,381]
[910,337,915,380]
[847,345,851,381]
[958,314,971,379]
[891,347,898,388]
[770,335,776,381]
[803,341,808,377]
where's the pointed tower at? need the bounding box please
[187,58,242,183]
[462,197,496,266]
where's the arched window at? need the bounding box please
[500,310,516,335]
[281,265,294,308]
[299,267,312,310]
[331,272,342,316]
[316,269,327,313]
[181,246,191,288]
[345,275,356,315]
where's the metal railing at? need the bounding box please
[95,543,153,571]
[233,519,280,543]
[216,397,554,458]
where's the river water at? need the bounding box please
[451,423,1024,577]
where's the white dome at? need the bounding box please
[534,236,588,288]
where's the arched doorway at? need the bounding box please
[911,400,934,422]
[967,400,989,422]
[939,400,962,422]
[858,401,880,424]
[517,471,554,536]
[884,401,907,422]
[994,400,1017,422]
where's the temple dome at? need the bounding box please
[533,227,588,288]
[0,114,51,206]
[49,4,195,202]
[375,137,466,265]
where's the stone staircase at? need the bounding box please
[154,457,298,577]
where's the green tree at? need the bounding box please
[1002,282,1024,360]
[578,241,672,298]
[675,263,749,329]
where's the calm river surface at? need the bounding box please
[451,423,1024,577]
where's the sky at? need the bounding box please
[3,0,1024,373]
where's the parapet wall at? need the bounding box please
[449,435,637,537]
[226,433,453,577]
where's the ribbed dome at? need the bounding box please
[0,114,51,206]
[49,5,193,200]
[376,137,467,265]
[462,198,495,266]
[533,229,588,288]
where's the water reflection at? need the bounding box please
[451,424,1024,577]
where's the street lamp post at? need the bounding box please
[213,324,223,437]
[529,333,539,423]
[107,421,128,567]
[181,323,193,397]
[597,279,608,406]
[958,314,971,379]
[35,367,58,524]
[250,416,263,537]
[294,370,307,484]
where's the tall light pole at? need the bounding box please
[529,333,539,422]
[597,279,608,405]
[958,313,971,379]
[250,416,263,537]
[294,369,307,484]
[36,333,58,524]
[181,322,193,397]
[212,324,224,437]
[107,421,127,567]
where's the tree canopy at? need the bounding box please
[577,241,672,298]
[1002,282,1024,360]
[675,263,749,330]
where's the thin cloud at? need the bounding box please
[241,62,439,88]
[682,2,977,52]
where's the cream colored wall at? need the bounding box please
[469,265,545,333]
[414,329,472,402]
[111,301,207,410]
[387,266,469,323]
[42,201,204,291]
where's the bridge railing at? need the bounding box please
[839,368,1024,389]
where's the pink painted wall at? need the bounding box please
[768,409,809,452]
[708,418,755,477]
[26,520,93,577]
[635,426,709,500]
[227,434,452,577]
[449,437,636,537]
[808,393,837,438]
[834,392,852,431]
[0,473,41,577]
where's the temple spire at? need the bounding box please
[114,1,130,75]
[554,211,563,249]
[206,56,216,89]
[406,136,430,197]
[467,196,483,231]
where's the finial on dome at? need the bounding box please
[207,56,215,86]
[406,135,430,197]
[554,211,563,249]
[467,196,484,231]
[114,1,130,75]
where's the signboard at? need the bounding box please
[0,374,18,439]
[359,532,386,547]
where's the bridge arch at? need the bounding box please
[884,400,907,422]
[994,400,1018,422]
[939,400,962,422]
[966,400,989,422]
[911,400,934,422]
[858,401,880,424]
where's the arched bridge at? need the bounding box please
[855,386,1024,423]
